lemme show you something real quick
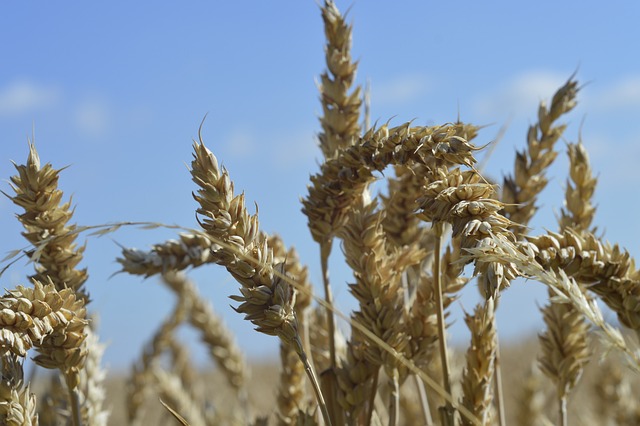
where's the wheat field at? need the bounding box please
[2,1,640,425]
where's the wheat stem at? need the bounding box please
[494,333,506,426]
[364,368,379,426]
[68,384,82,426]
[433,223,455,424]
[296,335,332,426]
[414,375,434,426]
[320,241,337,371]
[388,369,400,426]
[559,395,568,426]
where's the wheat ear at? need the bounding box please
[538,292,590,426]
[270,235,313,425]
[335,200,422,423]
[318,0,361,160]
[501,77,579,234]
[526,229,640,332]
[6,141,89,303]
[127,288,190,425]
[515,365,549,426]
[161,272,247,395]
[313,0,364,376]
[460,300,497,426]
[558,140,597,232]
[0,354,38,426]
[191,137,331,425]
[536,136,595,426]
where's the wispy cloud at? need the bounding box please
[371,73,431,106]
[471,70,567,120]
[73,97,111,138]
[0,80,60,116]
[224,128,256,158]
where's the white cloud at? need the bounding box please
[0,80,60,116]
[371,73,431,106]
[224,129,255,157]
[74,97,111,138]
[471,70,567,120]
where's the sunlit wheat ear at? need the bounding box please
[118,231,217,277]
[303,122,481,244]
[191,139,298,341]
[191,138,333,425]
[501,76,579,235]
[525,229,640,332]
[0,280,88,388]
[6,141,89,304]
[464,233,640,368]
[417,167,518,298]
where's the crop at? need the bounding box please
[2,1,639,425]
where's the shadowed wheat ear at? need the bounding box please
[270,235,313,425]
[335,199,423,424]
[538,294,590,426]
[558,140,597,232]
[0,354,37,426]
[417,166,519,298]
[311,0,364,378]
[318,0,361,160]
[460,300,497,426]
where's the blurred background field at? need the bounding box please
[2,0,640,388]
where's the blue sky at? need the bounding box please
[2,1,640,370]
